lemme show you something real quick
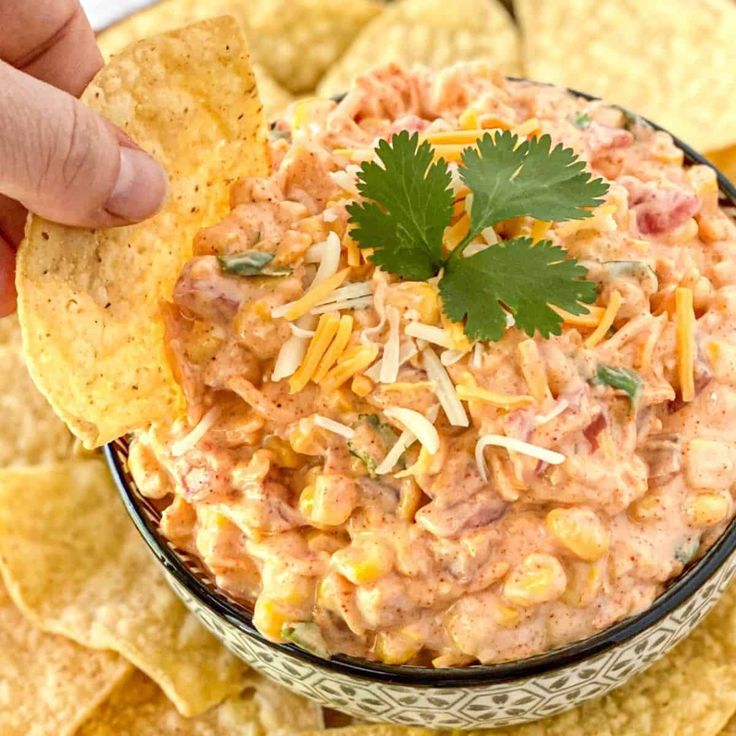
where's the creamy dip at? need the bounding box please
[128,62,736,667]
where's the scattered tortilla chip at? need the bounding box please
[77,669,323,736]
[293,583,736,736]
[516,0,736,152]
[251,677,324,732]
[0,313,20,346]
[0,582,130,736]
[317,0,521,98]
[708,146,736,186]
[0,344,74,467]
[722,714,736,734]
[17,17,270,448]
[252,63,294,120]
[98,0,380,94]
[0,460,251,717]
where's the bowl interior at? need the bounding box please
[106,87,736,685]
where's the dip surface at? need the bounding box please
[129,62,736,666]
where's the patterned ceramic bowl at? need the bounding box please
[105,96,736,729]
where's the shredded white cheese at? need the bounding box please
[170,406,220,457]
[272,315,316,380]
[440,349,467,366]
[289,323,316,339]
[312,231,341,286]
[304,243,325,263]
[383,407,439,455]
[328,165,361,196]
[422,347,469,427]
[405,322,454,349]
[380,307,401,383]
[475,434,566,482]
[534,400,569,427]
[472,342,483,369]
[316,282,373,305]
[314,414,355,439]
[365,339,417,381]
[375,405,439,475]
[310,296,374,315]
[323,210,338,223]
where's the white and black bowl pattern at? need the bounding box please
[104,93,736,728]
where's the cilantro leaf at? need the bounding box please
[458,131,609,251]
[439,237,597,340]
[347,131,453,280]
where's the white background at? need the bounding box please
[80,0,157,31]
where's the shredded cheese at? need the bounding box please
[313,414,355,440]
[311,296,373,315]
[444,213,471,250]
[405,322,455,350]
[272,316,316,381]
[422,347,469,427]
[313,315,354,383]
[375,405,440,475]
[304,243,325,263]
[676,286,696,402]
[456,384,534,410]
[472,342,483,369]
[432,143,477,162]
[380,307,402,383]
[273,268,350,321]
[511,117,541,138]
[475,434,565,482]
[345,236,361,266]
[531,220,551,242]
[552,304,606,328]
[365,339,417,381]
[517,339,552,405]
[316,283,373,305]
[423,129,487,145]
[534,400,569,427]
[312,231,341,286]
[459,108,479,130]
[584,290,622,348]
[383,407,440,455]
[639,314,667,373]
[440,349,467,366]
[289,323,316,339]
[289,313,341,393]
[170,406,220,457]
[321,344,379,390]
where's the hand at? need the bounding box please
[0,0,168,316]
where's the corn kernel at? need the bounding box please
[253,597,290,642]
[503,553,567,607]
[333,539,393,585]
[459,107,480,130]
[545,507,610,562]
[628,493,665,523]
[397,478,424,522]
[306,474,358,527]
[351,374,373,397]
[493,602,522,628]
[562,560,604,608]
[685,492,731,528]
[374,629,423,665]
[263,435,303,469]
[184,322,223,365]
[685,438,734,490]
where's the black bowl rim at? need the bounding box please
[106,81,736,687]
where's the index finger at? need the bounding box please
[0,0,102,95]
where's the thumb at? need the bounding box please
[0,60,168,228]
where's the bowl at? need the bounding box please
[105,89,736,729]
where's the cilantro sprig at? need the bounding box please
[346,130,609,341]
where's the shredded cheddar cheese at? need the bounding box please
[511,118,541,138]
[458,108,480,130]
[517,339,552,405]
[423,129,486,146]
[321,344,379,391]
[445,213,471,251]
[531,220,551,242]
[289,313,340,393]
[676,286,696,402]
[312,315,354,383]
[552,304,606,328]
[277,268,350,321]
[345,235,361,267]
[584,291,623,349]
[456,384,534,410]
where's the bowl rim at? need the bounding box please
[106,82,736,687]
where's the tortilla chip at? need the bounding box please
[516,0,736,152]
[722,714,736,734]
[77,669,323,735]
[317,0,521,98]
[0,581,130,736]
[0,460,251,717]
[292,583,736,736]
[251,677,324,732]
[252,63,295,120]
[98,0,380,94]
[708,146,736,186]
[17,17,270,448]
[0,344,74,467]
[0,313,20,346]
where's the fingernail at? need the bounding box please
[105,147,168,222]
